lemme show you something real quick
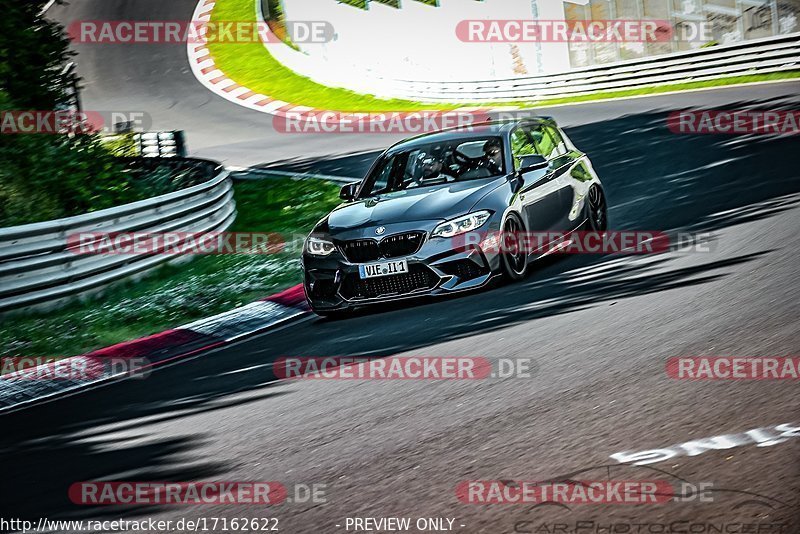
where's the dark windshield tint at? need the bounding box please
[361,136,505,197]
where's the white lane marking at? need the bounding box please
[196,362,275,379]
[611,423,800,466]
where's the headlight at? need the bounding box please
[305,236,336,256]
[431,211,492,238]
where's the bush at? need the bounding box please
[0,130,128,226]
[100,133,139,157]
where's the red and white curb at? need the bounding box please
[181,284,307,342]
[186,0,518,120]
[0,284,308,414]
[188,0,313,117]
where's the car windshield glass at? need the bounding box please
[361,136,505,197]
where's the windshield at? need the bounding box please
[360,136,505,198]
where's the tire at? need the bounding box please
[586,185,608,232]
[500,213,528,281]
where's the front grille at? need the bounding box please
[438,259,489,281]
[340,264,439,300]
[339,240,381,263]
[339,232,425,263]
[379,232,425,258]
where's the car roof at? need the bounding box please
[386,117,556,153]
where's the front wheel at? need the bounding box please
[586,185,608,231]
[500,213,527,281]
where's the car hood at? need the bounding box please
[326,177,505,233]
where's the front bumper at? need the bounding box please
[303,232,502,312]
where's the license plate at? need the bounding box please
[358,259,409,279]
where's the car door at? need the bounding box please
[529,123,578,232]
[510,125,563,237]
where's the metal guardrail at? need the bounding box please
[232,167,357,184]
[0,158,236,314]
[382,33,800,102]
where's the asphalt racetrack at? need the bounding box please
[2,1,798,532]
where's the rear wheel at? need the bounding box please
[501,214,527,281]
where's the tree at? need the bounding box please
[0,0,75,109]
[0,0,131,226]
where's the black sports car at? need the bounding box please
[302,118,607,317]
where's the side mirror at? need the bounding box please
[339,182,359,201]
[517,154,548,174]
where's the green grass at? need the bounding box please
[0,177,341,359]
[207,0,451,111]
[209,0,799,111]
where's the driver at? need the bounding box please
[482,138,503,173]
[420,156,444,179]
[416,145,449,183]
